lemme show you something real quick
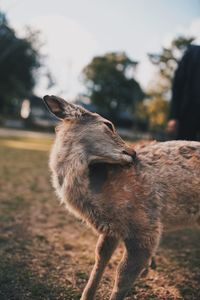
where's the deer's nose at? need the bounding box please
[122,148,136,160]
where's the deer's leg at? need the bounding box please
[109,238,157,300]
[141,255,157,277]
[150,256,157,270]
[80,234,119,300]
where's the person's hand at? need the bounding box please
[167,119,179,135]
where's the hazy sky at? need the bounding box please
[1,0,200,98]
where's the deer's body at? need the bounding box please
[44,95,200,300]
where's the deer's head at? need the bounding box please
[43,95,136,165]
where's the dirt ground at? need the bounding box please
[0,135,199,300]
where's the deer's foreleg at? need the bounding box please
[81,234,119,300]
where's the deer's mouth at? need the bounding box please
[122,150,136,160]
[88,147,136,166]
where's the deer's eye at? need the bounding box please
[104,122,114,132]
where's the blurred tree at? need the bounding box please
[0,11,42,114]
[141,35,194,132]
[148,36,194,99]
[136,97,169,132]
[82,52,144,123]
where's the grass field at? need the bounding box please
[0,134,199,300]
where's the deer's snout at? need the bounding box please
[122,146,136,160]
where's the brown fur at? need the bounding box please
[43,95,200,300]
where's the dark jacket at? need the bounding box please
[170,45,200,120]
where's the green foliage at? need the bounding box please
[0,11,42,113]
[82,52,144,122]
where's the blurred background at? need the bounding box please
[0,1,200,300]
[0,0,200,138]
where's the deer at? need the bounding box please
[43,95,200,300]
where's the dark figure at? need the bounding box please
[167,45,200,140]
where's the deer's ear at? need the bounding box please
[43,95,89,120]
[43,95,67,119]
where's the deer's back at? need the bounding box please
[135,141,200,230]
[97,141,200,235]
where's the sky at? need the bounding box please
[1,0,200,99]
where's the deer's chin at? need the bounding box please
[120,154,134,165]
[88,154,134,166]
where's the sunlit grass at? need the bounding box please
[0,136,53,151]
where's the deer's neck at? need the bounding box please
[51,140,114,232]
[53,149,98,221]
[66,156,109,232]
[64,155,90,202]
